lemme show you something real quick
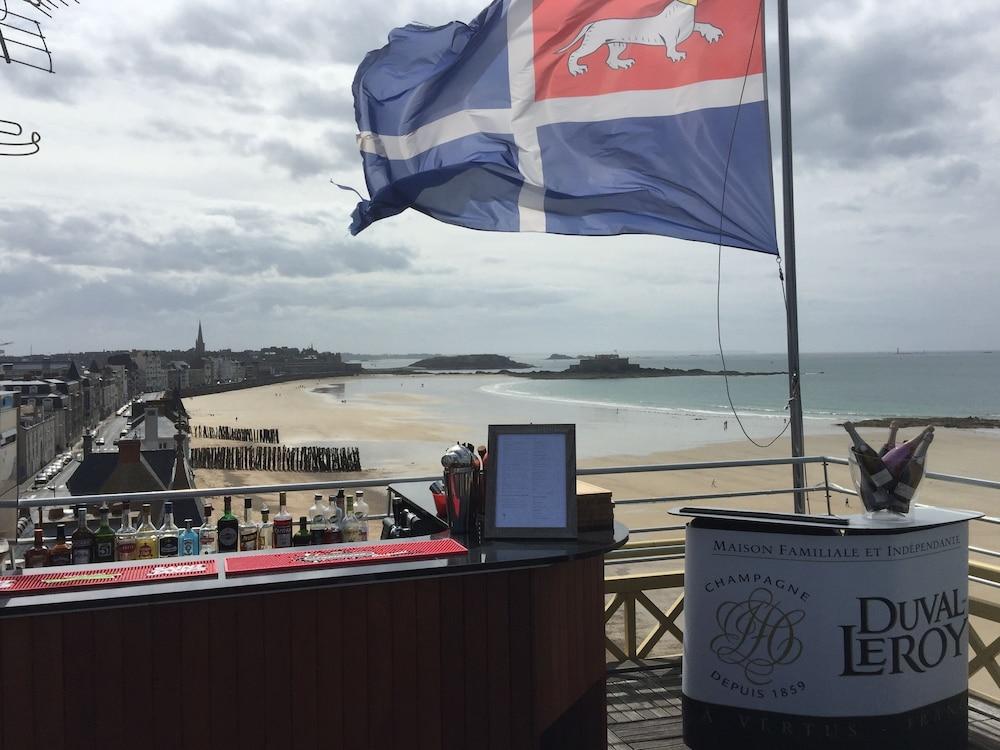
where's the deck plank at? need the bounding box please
[607,666,1000,750]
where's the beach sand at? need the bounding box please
[186,378,1000,696]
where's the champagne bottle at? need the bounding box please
[71,506,96,565]
[48,524,72,566]
[94,504,116,563]
[878,421,900,456]
[293,516,311,547]
[273,492,292,548]
[23,525,50,568]
[893,430,935,502]
[115,503,138,561]
[882,426,934,478]
[843,422,894,487]
[217,496,239,552]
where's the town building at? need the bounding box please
[132,350,168,392]
[0,391,17,537]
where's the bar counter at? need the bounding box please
[0,523,627,750]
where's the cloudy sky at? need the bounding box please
[2,0,998,357]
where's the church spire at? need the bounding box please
[195,321,205,356]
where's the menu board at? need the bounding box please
[0,560,218,596]
[225,538,468,576]
[486,424,577,539]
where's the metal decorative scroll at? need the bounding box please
[0,560,219,596]
[0,118,40,155]
[225,538,468,576]
[0,0,54,72]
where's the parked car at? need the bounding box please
[95,437,105,446]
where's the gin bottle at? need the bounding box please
[199,505,216,554]
[239,498,258,551]
[71,506,96,565]
[115,502,138,561]
[179,519,200,556]
[273,492,292,548]
[94,504,116,563]
[257,505,273,550]
[136,504,159,559]
[158,501,180,557]
[216,496,239,552]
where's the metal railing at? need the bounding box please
[4,454,1000,703]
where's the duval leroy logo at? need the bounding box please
[711,586,805,684]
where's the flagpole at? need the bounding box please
[776,0,807,513]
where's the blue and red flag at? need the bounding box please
[351,0,777,254]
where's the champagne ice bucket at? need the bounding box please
[442,445,475,534]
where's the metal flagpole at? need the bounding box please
[776,0,807,513]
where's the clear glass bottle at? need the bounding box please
[135,504,159,560]
[23,525,49,568]
[115,502,138,561]
[94,504,116,563]
[179,519,200,556]
[48,524,72,566]
[158,501,180,557]
[324,494,341,544]
[308,494,328,545]
[199,504,216,554]
[341,494,363,542]
[239,498,258,551]
[257,505,273,550]
[216,496,239,553]
[354,490,369,542]
[272,492,292,548]
[71,505,96,565]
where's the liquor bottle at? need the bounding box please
[217,496,239,552]
[239,498,258,551]
[48,524,72,566]
[179,519,200,556]
[71,506,96,565]
[308,494,328,545]
[94,504,116,563]
[23,525,50,568]
[158,501,180,557]
[355,490,369,541]
[341,494,363,542]
[878,421,900,456]
[115,502,138,561]
[293,516,311,547]
[257,505,273,550]
[843,422,894,488]
[882,426,934,478]
[325,494,342,544]
[136,504,159,560]
[273,492,292,549]
[199,505,216,555]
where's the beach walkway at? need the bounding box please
[606,663,1000,749]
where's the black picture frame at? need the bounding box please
[485,424,577,539]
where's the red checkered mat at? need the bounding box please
[0,560,218,596]
[225,538,468,576]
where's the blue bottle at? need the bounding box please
[179,518,201,556]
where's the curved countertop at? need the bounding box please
[0,522,628,618]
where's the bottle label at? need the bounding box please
[218,526,238,550]
[137,541,155,559]
[73,544,93,565]
[239,530,258,551]
[273,520,292,548]
[25,552,47,568]
[181,538,197,555]
[96,541,114,561]
[160,537,179,557]
[116,541,137,560]
[50,551,72,566]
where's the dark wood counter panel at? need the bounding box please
[0,524,627,750]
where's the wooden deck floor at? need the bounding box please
[606,664,1000,750]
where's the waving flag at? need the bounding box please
[351,0,777,254]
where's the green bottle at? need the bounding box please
[292,516,311,547]
[216,495,239,552]
[94,504,116,563]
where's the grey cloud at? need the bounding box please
[929,159,981,189]
[0,50,96,102]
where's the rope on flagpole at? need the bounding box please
[713,0,793,452]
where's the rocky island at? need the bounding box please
[502,354,781,379]
[408,354,533,370]
[547,353,575,360]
